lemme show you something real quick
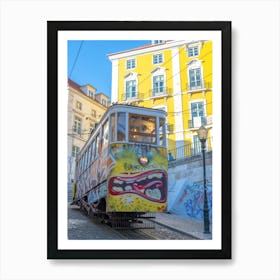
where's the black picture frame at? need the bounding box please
[47,21,231,259]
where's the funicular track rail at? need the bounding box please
[76,198,199,240]
[76,203,199,240]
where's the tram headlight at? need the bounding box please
[139,156,149,165]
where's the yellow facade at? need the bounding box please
[108,40,212,158]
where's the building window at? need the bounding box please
[193,135,201,155]
[76,101,82,110]
[73,116,82,135]
[153,75,165,95]
[88,90,94,98]
[189,68,202,90]
[72,145,80,157]
[190,101,206,128]
[152,40,164,45]
[126,58,136,69]
[188,46,199,57]
[153,53,163,64]
[101,99,107,106]
[124,72,138,100]
[92,109,96,118]
[125,80,137,99]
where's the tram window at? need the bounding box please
[84,149,88,169]
[77,160,80,175]
[103,119,109,147]
[159,117,166,146]
[91,139,96,161]
[96,134,100,156]
[80,154,84,172]
[82,154,86,171]
[88,144,92,166]
[83,153,87,169]
[129,114,156,144]
[110,113,116,142]
[117,112,126,141]
[79,159,82,174]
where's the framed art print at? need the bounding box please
[47,21,231,259]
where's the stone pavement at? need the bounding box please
[154,212,212,240]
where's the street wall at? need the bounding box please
[167,152,212,222]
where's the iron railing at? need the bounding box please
[149,87,172,96]
[168,137,213,161]
[120,88,172,102]
[186,81,212,91]
[188,116,207,129]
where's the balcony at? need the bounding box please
[120,92,140,103]
[188,116,212,129]
[149,87,171,96]
[120,88,172,103]
[186,81,212,93]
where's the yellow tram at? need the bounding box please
[72,104,168,227]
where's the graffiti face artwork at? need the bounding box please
[107,144,168,212]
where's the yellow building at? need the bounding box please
[67,78,109,182]
[108,40,212,158]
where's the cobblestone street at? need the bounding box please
[68,205,207,240]
[68,206,124,240]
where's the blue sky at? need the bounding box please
[68,40,150,100]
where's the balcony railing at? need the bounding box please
[188,116,207,129]
[121,92,138,101]
[186,81,212,92]
[149,87,172,97]
[168,137,213,161]
[120,88,172,102]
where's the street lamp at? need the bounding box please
[197,125,210,234]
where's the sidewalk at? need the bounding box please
[154,212,212,240]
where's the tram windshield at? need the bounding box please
[129,114,156,144]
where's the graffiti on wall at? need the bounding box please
[182,181,212,221]
[170,180,212,221]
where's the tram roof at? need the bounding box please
[107,103,167,115]
[77,103,167,158]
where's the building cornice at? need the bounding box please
[107,40,206,61]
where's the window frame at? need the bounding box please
[76,100,82,110]
[73,116,82,135]
[187,45,200,57]
[125,79,137,99]
[153,74,165,95]
[101,99,107,106]
[110,113,116,142]
[124,72,138,100]
[189,99,207,128]
[189,67,202,90]
[153,53,163,65]
[116,112,126,142]
[187,60,204,91]
[102,118,109,149]
[126,58,136,70]
[72,145,80,158]
[128,113,157,144]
